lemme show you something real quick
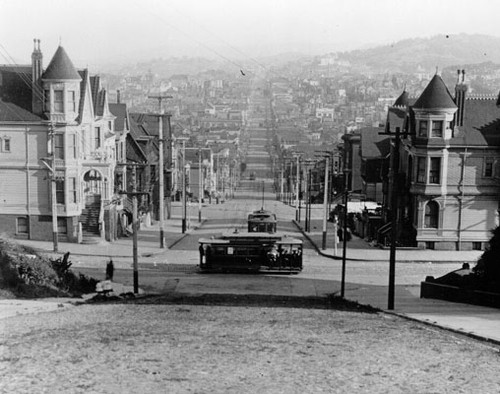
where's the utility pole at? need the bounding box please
[182,139,187,233]
[148,95,172,248]
[50,127,58,252]
[322,156,330,250]
[295,154,300,221]
[131,165,139,293]
[198,148,202,222]
[280,168,284,202]
[378,126,407,310]
[165,114,173,219]
[119,164,149,294]
[40,125,58,252]
[341,129,350,298]
[388,127,401,310]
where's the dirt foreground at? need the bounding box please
[1,302,500,393]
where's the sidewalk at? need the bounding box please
[294,217,483,263]
[8,203,203,269]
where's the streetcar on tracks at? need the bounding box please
[198,231,302,273]
[247,209,277,233]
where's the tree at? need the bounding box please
[473,226,500,286]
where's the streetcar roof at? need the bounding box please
[221,230,282,238]
[198,238,230,244]
[198,231,302,245]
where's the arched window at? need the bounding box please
[424,201,439,228]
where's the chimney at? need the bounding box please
[31,38,44,115]
[117,89,121,104]
[454,69,467,127]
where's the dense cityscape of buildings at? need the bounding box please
[1,39,500,251]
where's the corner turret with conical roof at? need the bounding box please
[42,46,81,81]
[393,89,409,108]
[414,74,457,110]
[413,72,457,141]
[42,45,81,123]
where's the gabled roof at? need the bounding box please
[109,103,128,132]
[126,133,148,163]
[0,98,42,121]
[42,46,81,80]
[130,113,161,136]
[77,69,89,122]
[0,66,34,112]
[393,90,409,107]
[129,115,151,139]
[413,74,457,110]
[454,98,500,146]
[360,127,390,158]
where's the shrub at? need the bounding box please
[473,226,500,288]
[0,239,97,298]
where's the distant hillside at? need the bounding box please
[340,34,500,73]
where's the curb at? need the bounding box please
[20,220,208,259]
[292,220,479,264]
[385,310,500,347]
[292,219,360,261]
[168,219,207,249]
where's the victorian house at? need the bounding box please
[0,40,125,243]
[382,71,500,250]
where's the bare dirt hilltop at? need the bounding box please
[1,302,500,393]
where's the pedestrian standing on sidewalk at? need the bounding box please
[199,244,205,266]
[106,259,114,281]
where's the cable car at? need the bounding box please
[247,209,277,233]
[198,231,302,273]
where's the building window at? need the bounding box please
[429,157,441,184]
[17,217,28,234]
[431,120,443,137]
[94,127,101,149]
[425,241,435,250]
[68,134,76,159]
[108,121,113,131]
[68,90,77,112]
[44,90,50,112]
[55,178,65,204]
[54,90,64,113]
[54,134,64,159]
[424,200,439,228]
[69,177,77,203]
[472,242,482,251]
[57,217,67,234]
[418,120,428,137]
[2,137,11,152]
[416,157,426,183]
[484,157,494,178]
[115,142,120,161]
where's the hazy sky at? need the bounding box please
[1,0,500,69]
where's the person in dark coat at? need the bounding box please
[337,228,343,242]
[106,259,114,281]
